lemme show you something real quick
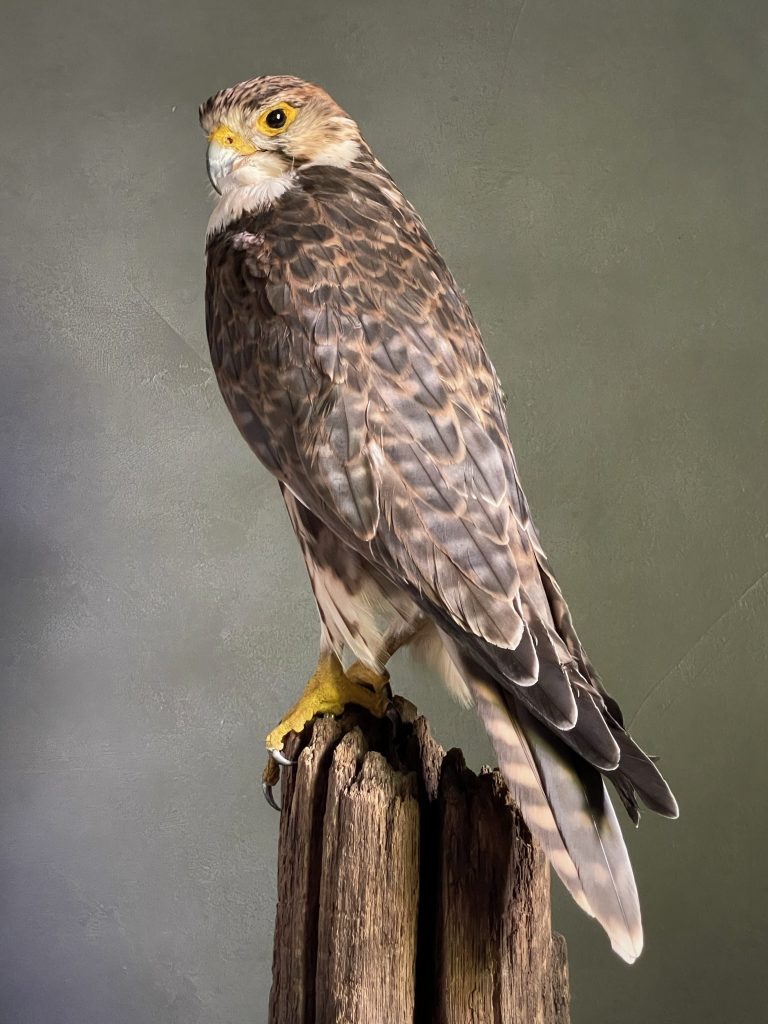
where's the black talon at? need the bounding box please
[262,754,283,811]
[263,780,281,812]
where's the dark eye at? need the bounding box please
[265,108,287,129]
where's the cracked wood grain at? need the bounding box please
[267,700,570,1024]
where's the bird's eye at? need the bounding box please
[265,108,286,129]
[257,103,298,136]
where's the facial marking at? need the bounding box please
[201,77,363,229]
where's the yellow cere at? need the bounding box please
[207,124,257,155]
[256,103,298,137]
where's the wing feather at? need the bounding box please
[206,162,657,766]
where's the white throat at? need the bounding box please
[207,158,296,238]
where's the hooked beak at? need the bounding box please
[206,126,259,196]
[206,148,221,194]
[206,141,239,195]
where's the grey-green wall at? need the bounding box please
[2,1,766,1021]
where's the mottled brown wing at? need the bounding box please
[206,162,612,753]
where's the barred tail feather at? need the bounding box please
[513,702,644,963]
[468,672,593,916]
[461,658,644,963]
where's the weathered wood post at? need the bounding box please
[268,698,570,1024]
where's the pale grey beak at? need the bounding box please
[206,141,238,195]
[206,150,220,194]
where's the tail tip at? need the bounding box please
[611,926,644,964]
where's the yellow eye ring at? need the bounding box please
[257,103,298,136]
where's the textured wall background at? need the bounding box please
[1,1,766,1021]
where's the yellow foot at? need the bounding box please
[265,652,391,757]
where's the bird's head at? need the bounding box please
[199,75,361,196]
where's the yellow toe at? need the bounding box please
[265,653,392,753]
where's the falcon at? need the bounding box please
[199,75,678,962]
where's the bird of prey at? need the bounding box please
[199,74,678,963]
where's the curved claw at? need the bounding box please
[262,753,284,812]
[269,748,295,767]
[262,780,281,812]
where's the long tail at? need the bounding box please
[416,508,678,962]
[442,636,648,963]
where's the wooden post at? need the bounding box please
[268,698,570,1024]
